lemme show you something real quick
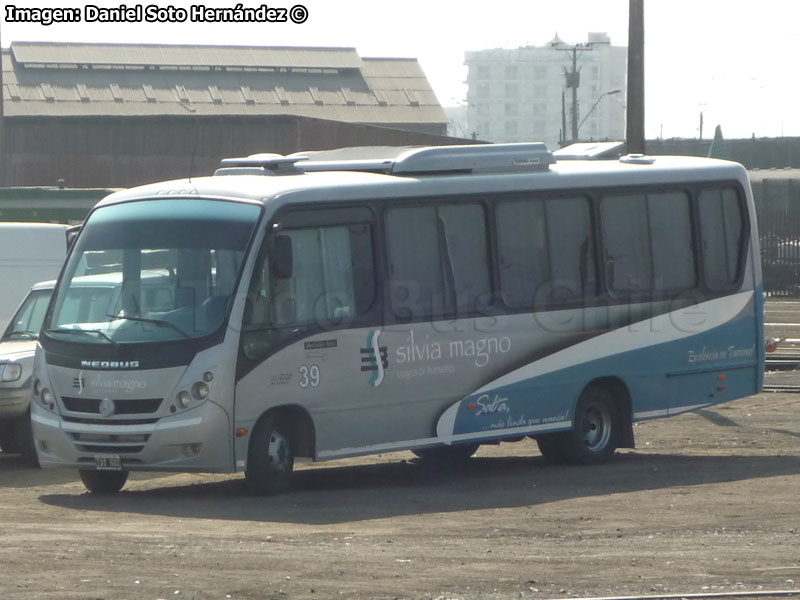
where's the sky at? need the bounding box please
[2,0,800,140]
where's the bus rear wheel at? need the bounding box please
[536,386,619,465]
[245,414,295,496]
[79,469,129,494]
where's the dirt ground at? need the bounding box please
[1,303,799,600]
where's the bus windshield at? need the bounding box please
[47,198,261,344]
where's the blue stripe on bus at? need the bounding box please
[441,309,759,440]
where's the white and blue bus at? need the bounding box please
[30,143,764,494]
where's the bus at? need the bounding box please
[30,143,764,495]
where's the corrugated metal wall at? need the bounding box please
[3,114,459,188]
[648,137,800,170]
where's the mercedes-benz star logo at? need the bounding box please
[99,398,115,417]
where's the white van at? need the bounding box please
[0,223,69,333]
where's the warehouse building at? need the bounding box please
[0,41,453,187]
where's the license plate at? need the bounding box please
[94,455,122,471]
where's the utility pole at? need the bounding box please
[567,46,580,142]
[626,0,645,154]
[558,42,593,143]
[0,22,6,187]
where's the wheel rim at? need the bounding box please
[267,429,291,473]
[578,401,612,452]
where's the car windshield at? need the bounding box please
[46,198,261,344]
[2,288,54,340]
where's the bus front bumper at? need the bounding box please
[31,400,233,472]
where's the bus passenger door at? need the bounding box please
[235,208,384,458]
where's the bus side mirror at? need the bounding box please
[65,225,82,250]
[272,235,293,279]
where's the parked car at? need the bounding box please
[0,280,55,464]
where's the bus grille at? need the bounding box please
[70,432,150,454]
[61,396,163,415]
[62,416,158,426]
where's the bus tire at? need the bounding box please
[535,386,620,465]
[560,386,619,465]
[15,409,40,467]
[412,443,479,463]
[535,434,568,464]
[79,469,129,494]
[245,413,295,496]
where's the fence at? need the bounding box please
[752,175,800,296]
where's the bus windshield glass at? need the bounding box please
[47,198,261,344]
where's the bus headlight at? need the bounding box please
[177,390,191,409]
[0,363,22,382]
[174,370,214,411]
[191,381,210,400]
[41,388,54,409]
[33,378,43,397]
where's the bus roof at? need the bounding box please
[98,144,750,210]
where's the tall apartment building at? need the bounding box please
[465,33,627,149]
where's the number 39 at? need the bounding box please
[298,364,320,388]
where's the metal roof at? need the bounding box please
[2,42,447,128]
[11,41,365,69]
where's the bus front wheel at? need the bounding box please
[245,413,295,496]
[79,469,129,494]
[536,386,619,465]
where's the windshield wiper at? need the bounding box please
[106,314,191,339]
[46,328,120,348]
[4,331,38,340]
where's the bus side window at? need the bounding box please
[241,222,377,360]
[497,195,596,308]
[648,191,696,291]
[387,203,491,320]
[600,190,695,296]
[275,227,356,325]
[699,188,745,291]
[601,194,652,293]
